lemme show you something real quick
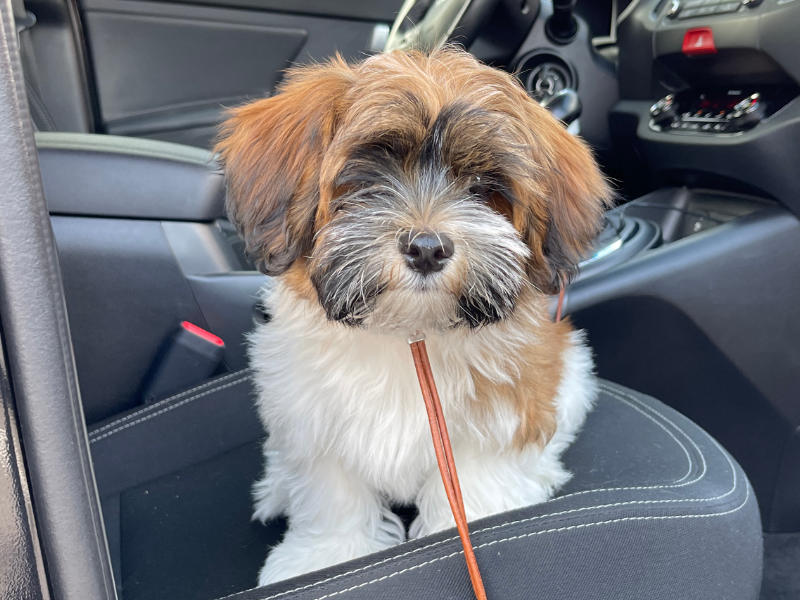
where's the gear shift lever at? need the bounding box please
[546,0,578,44]
[541,88,581,125]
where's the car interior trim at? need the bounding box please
[0,6,116,598]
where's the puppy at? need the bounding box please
[216,48,611,586]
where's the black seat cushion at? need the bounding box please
[89,373,762,600]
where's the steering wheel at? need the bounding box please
[385,0,500,52]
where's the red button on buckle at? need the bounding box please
[682,27,717,56]
[180,321,225,347]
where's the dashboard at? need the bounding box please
[468,0,799,214]
[609,0,800,216]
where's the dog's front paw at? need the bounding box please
[258,525,401,587]
[258,543,311,588]
[408,514,455,539]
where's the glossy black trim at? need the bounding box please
[0,353,48,600]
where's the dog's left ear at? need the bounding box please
[215,59,354,275]
[511,105,613,295]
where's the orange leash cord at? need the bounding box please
[408,332,487,600]
[407,287,566,600]
[555,286,566,323]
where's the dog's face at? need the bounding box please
[217,49,611,331]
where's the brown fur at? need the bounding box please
[215,48,611,448]
[215,60,354,275]
[472,316,571,448]
[282,260,318,302]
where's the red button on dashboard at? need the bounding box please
[682,27,717,56]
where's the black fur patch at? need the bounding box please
[456,286,514,328]
[310,258,386,326]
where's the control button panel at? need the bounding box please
[667,0,762,19]
[649,90,765,134]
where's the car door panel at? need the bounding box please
[152,0,404,21]
[79,0,400,147]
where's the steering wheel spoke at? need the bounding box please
[385,0,498,52]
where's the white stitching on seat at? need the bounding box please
[601,383,699,484]
[597,383,696,484]
[467,425,736,539]
[595,384,708,485]
[299,484,752,600]
[223,386,721,600]
[549,385,708,501]
[560,384,708,495]
[90,369,250,437]
[89,373,252,444]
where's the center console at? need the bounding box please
[586,0,800,535]
[649,88,783,133]
[611,0,800,217]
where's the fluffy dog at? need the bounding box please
[216,48,611,586]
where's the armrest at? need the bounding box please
[35,132,225,221]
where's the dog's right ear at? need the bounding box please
[215,59,354,275]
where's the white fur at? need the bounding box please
[250,282,597,586]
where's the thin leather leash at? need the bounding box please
[408,332,487,600]
[555,285,566,323]
[407,287,566,600]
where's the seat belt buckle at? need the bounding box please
[15,11,36,33]
[140,321,225,404]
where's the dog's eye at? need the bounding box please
[468,176,489,199]
[466,175,514,221]
[468,185,485,198]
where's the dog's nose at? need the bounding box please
[398,231,454,275]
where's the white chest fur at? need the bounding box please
[249,281,598,585]
[248,281,543,501]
